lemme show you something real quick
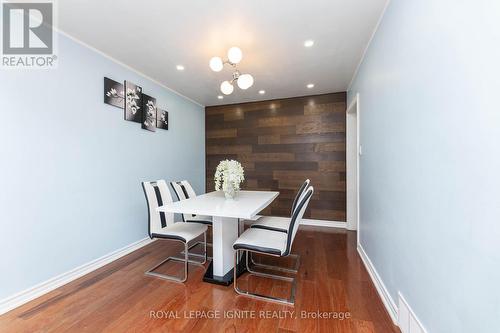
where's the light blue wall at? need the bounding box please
[348,1,500,332]
[0,33,205,300]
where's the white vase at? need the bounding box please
[224,185,236,200]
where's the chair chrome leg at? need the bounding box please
[145,239,206,283]
[245,252,294,281]
[181,226,212,260]
[184,242,188,282]
[204,231,208,263]
[182,240,212,252]
[234,250,296,306]
[249,252,300,274]
[170,236,208,265]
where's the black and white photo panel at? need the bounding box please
[124,80,142,123]
[104,77,124,109]
[156,108,168,130]
[142,94,157,132]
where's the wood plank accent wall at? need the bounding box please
[205,92,346,221]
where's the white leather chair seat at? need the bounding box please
[153,222,207,243]
[249,216,289,233]
[186,215,213,225]
[233,228,287,256]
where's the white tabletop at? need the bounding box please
[157,190,279,220]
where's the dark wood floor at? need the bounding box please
[0,227,400,333]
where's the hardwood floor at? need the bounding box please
[0,227,400,333]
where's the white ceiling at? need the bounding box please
[57,0,388,106]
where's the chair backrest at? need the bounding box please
[170,180,197,221]
[142,180,175,238]
[290,179,310,215]
[283,186,314,256]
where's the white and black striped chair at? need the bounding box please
[233,186,314,305]
[170,180,213,225]
[142,180,208,283]
[170,180,213,258]
[247,179,310,273]
[250,179,310,233]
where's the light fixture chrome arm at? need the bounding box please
[224,60,238,67]
[231,70,241,83]
[210,47,254,95]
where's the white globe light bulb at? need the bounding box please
[237,74,254,90]
[227,47,242,64]
[209,57,223,72]
[220,81,234,95]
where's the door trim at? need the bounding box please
[346,94,360,240]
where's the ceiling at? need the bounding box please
[57,0,388,106]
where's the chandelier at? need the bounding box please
[209,47,254,95]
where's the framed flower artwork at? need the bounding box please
[142,94,157,132]
[156,108,168,130]
[124,80,142,123]
[104,77,124,109]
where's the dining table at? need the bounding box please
[157,190,279,285]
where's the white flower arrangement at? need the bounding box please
[214,160,245,199]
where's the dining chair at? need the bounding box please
[247,179,310,273]
[170,180,213,259]
[232,186,314,305]
[142,180,208,283]
[170,180,213,225]
[250,179,310,233]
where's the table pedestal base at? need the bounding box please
[203,252,247,286]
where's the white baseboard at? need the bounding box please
[398,292,427,333]
[357,243,398,325]
[0,237,154,316]
[300,219,347,229]
[244,217,347,229]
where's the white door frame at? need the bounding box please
[346,94,360,237]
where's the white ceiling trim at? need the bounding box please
[56,28,205,107]
[347,0,392,91]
